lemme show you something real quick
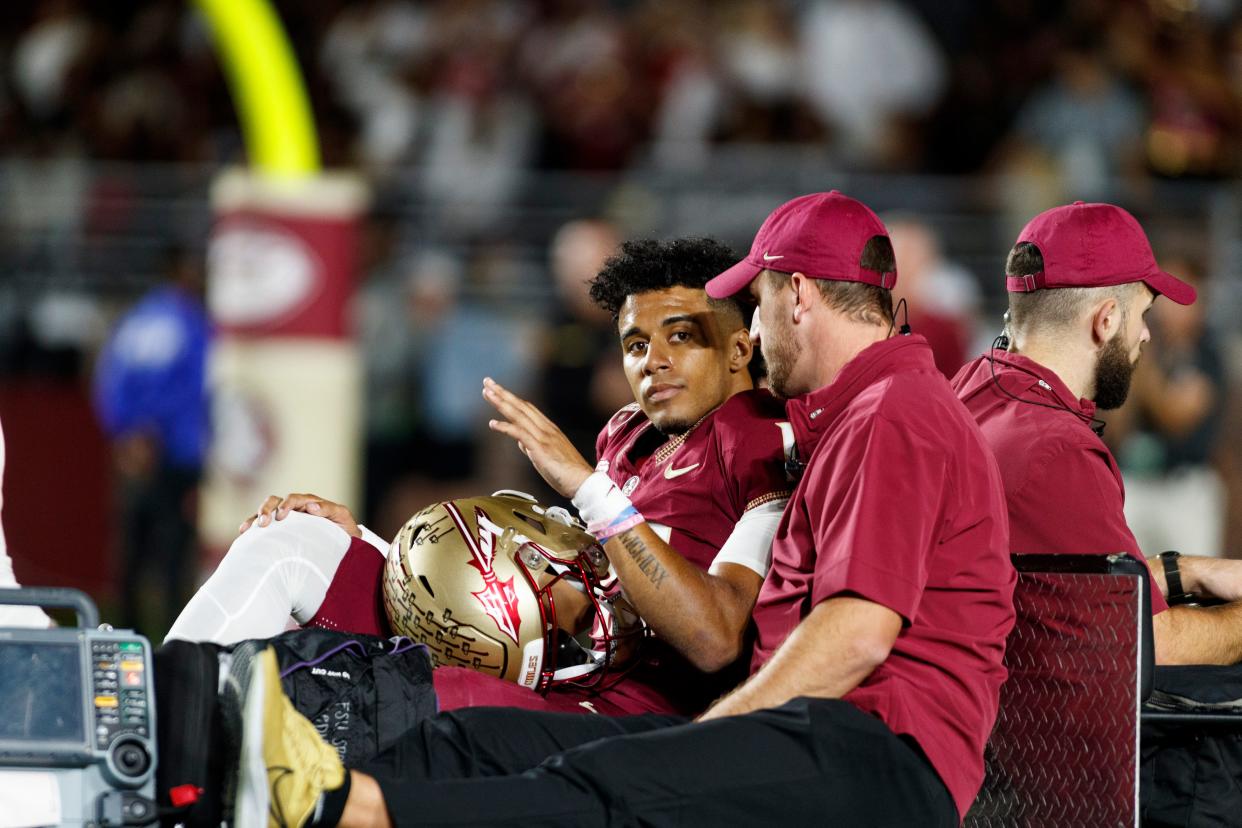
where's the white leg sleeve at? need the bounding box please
[164,511,354,646]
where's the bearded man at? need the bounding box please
[954,201,1242,665]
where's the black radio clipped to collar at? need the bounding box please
[888,297,912,337]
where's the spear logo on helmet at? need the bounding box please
[443,502,525,645]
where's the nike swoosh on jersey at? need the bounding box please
[663,462,700,480]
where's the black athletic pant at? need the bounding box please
[358,697,958,827]
[119,462,200,637]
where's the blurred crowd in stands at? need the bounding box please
[3,0,1241,179]
[1,0,1241,633]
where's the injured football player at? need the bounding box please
[167,236,792,718]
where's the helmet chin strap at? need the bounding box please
[518,634,600,689]
[551,661,601,682]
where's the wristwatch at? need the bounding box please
[1159,550,1192,604]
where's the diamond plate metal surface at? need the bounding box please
[966,570,1142,828]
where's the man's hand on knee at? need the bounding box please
[238,493,361,538]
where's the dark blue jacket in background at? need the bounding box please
[92,286,211,470]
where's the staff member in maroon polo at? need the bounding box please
[955,201,1242,666]
[701,191,1016,824]
[223,192,1016,828]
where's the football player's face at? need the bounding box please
[617,287,749,434]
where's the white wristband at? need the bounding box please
[572,471,634,531]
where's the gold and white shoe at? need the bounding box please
[224,644,345,828]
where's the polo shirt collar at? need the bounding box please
[785,334,935,457]
[987,349,1097,420]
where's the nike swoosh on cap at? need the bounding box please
[762,252,784,261]
[663,463,700,480]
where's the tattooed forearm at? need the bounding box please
[617,531,669,589]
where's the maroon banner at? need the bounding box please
[200,171,368,564]
[208,177,364,339]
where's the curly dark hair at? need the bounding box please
[588,237,747,325]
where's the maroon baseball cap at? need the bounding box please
[706,191,895,298]
[1007,201,1196,305]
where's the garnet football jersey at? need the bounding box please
[596,389,791,573]
[584,388,792,715]
[309,390,791,717]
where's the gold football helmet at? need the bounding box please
[382,491,643,693]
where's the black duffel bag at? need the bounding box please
[270,628,436,767]
[155,629,435,827]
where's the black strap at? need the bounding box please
[1160,551,1190,603]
